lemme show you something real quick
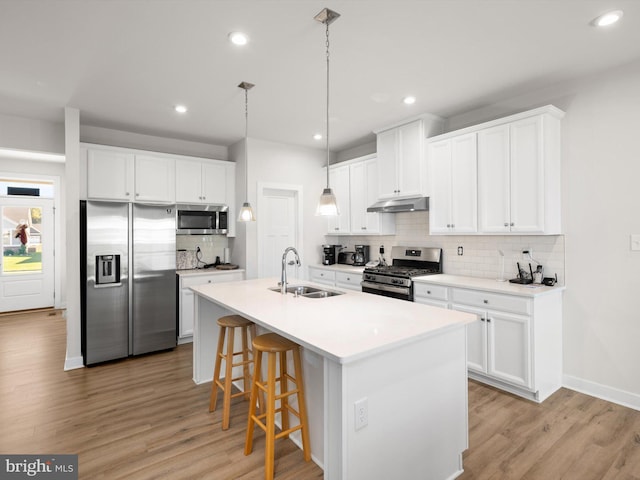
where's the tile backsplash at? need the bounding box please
[328,211,565,285]
[176,234,229,268]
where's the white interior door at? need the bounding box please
[1,197,55,312]
[258,187,300,281]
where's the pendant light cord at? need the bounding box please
[245,88,249,200]
[325,21,331,187]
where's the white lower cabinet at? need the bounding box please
[308,267,363,291]
[308,267,337,287]
[335,271,362,291]
[178,272,244,343]
[413,279,563,402]
[453,301,531,389]
[413,283,448,308]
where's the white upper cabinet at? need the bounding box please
[427,105,564,236]
[350,158,382,234]
[478,109,562,234]
[86,147,175,203]
[427,132,477,234]
[327,164,351,234]
[134,154,175,204]
[175,158,229,205]
[87,149,134,201]
[376,119,426,199]
[327,156,395,236]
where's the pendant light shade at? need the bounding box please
[238,201,256,222]
[315,7,340,216]
[237,81,256,222]
[316,187,339,216]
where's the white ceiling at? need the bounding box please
[1,1,639,153]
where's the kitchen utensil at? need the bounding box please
[497,249,506,282]
[215,264,239,270]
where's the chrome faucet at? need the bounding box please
[281,246,301,294]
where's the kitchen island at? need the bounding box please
[191,277,476,480]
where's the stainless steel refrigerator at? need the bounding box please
[81,200,177,365]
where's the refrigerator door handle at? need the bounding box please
[94,283,123,289]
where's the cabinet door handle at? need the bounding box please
[510,222,514,227]
[451,223,455,228]
[504,222,509,227]
[126,192,130,196]
[427,290,431,294]
[480,317,485,322]
[135,193,140,197]
[487,317,492,323]
[483,299,488,304]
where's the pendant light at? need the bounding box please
[315,7,340,216]
[237,81,256,222]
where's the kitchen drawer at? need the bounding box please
[413,283,448,302]
[180,272,243,289]
[451,288,531,315]
[309,268,336,283]
[335,271,363,290]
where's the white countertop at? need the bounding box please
[191,277,475,364]
[177,267,245,277]
[413,274,565,297]
[309,264,365,274]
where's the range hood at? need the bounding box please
[367,196,429,213]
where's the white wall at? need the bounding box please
[445,59,640,406]
[238,138,327,279]
[80,125,228,160]
[0,113,64,154]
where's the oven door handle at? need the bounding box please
[361,281,410,295]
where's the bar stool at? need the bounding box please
[245,333,311,480]
[209,314,257,430]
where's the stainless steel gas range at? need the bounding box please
[361,246,442,301]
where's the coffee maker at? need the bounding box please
[322,244,342,265]
[353,245,370,266]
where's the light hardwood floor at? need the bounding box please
[1,309,639,479]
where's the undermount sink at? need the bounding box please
[268,285,344,298]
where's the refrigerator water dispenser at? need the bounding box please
[96,254,120,285]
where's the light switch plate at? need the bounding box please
[631,234,640,251]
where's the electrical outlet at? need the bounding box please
[457,246,463,256]
[354,397,368,430]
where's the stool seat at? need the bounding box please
[209,315,256,430]
[252,333,296,353]
[217,314,253,328]
[245,333,311,480]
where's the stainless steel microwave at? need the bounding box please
[176,204,228,235]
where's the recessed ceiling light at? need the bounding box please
[229,31,249,45]
[403,96,416,105]
[174,105,187,114]
[313,133,323,140]
[591,10,623,27]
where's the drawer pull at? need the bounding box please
[427,290,431,294]
[487,317,492,322]
[483,299,488,304]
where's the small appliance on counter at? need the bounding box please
[338,251,356,265]
[353,245,370,266]
[322,244,342,265]
[509,262,533,284]
[176,249,197,270]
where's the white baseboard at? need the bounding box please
[563,374,640,412]
[64,356,84,371]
